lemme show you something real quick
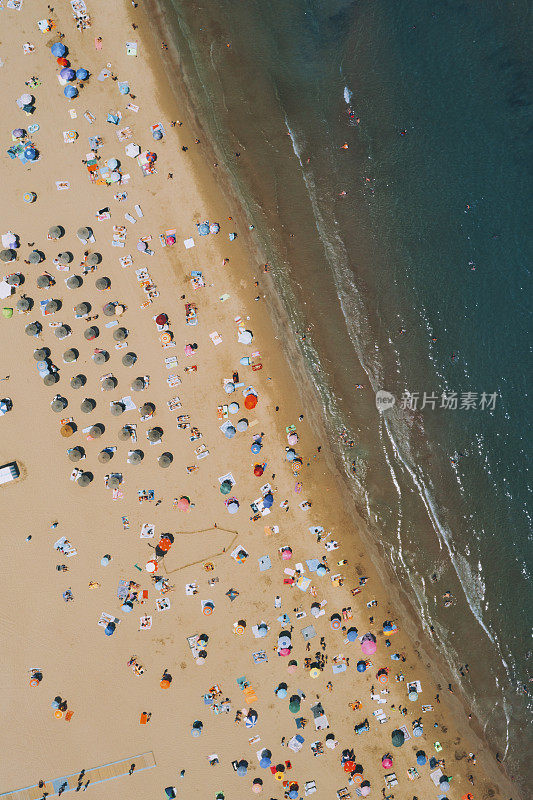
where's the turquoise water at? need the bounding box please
[156,0,532,788]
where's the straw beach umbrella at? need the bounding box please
[131,377,145,392]
[98,449,112,463]
[25,321,41,336]
[113,327,128,342]
[48,226,63,239]
[68,446,85,462]
[28,250,42,265]
[7,273,22,286]
[128,449,144,464]
[140,402,154,417]
[75,302,91,316]
[51,397,68,412]
[101,376,117,391]
[77,472,93,487]
[66,275,83,289]
[77,227,91,241]
[103,302,116,317]
[92,350,109,364]
[158,452,173,468]
[63,348,78,363]
[43,373,59,386]
[45,299,61,314]
[122,352,137,367]
[107,475,121,489]
[110,402,125,416]
[81,398,96,413]
[36,274,52,288]
[57,252,73,265]
[147,427,163,442]
[0,249,15,263]
[84,326,99,340]
[89,424,104,438]
[33,348,49,360]
[55,325,70,339]
[70,374,85,389]
[95,276,110,290]
[86,253,101,267]
[17,297,32,312]
[118,426,131,441]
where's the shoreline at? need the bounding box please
[140,0,524,793]
[0,1,522,799]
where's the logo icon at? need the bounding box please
[375,390,395,412]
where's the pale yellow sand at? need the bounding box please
[0,2,517,800]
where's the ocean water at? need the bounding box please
[156,0,532,788]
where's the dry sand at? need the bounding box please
[0,2,519,799]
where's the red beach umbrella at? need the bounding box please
[155,313,168,326]
[244,394,257,410]
[253,464,264,477]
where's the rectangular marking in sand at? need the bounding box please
[0,751,156,798]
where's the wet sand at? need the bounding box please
[0,2,519,799]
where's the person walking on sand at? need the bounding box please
[128,764,135,775]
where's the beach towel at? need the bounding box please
[139,615,152,630]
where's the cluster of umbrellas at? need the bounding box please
[50,42,89,99]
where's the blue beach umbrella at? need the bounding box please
[263,492,274,509]
[153,129,163,139]
[76,67,89,80]
[413,725,423,737]
[357,660,367,673]
[60,67,76,81]
[104,622,116,636]
[24,147,37,161]
[51,42,67,57]
[416,751,426,765]
[227,500,239,514]
[224,382,235,394]
[64,85,78,99]
[288,791,298,799]
[251,441,262,454]
[197,222,210,236]
[316,563,327,576]
[259,756,271,768]
[286,448,296,461]
[276,687,287,699]
[346,627,358,642]
[224,425,236,439]
[278,635,291,649]
[122,601,133,613]
[236,761,247,776]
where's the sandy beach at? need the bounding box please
[0,2,520,800]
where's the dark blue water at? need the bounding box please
[153,0,532,789]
